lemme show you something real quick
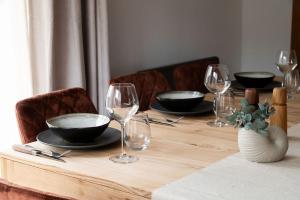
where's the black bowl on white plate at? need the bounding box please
[46,113,110,143]
[234,72,275,88]
[155,91,204,111]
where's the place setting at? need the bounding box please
[150,64,235,128]
[231,71,281,91]
[150,90,213,116]
[12,113,121,162]
[36,113,121,150]
[231,49,299,100]
[12,83,152,164]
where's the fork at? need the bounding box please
[25,145,71,159]
[165,116,184,124]
[149,116,183,126]
[148,118,175,126]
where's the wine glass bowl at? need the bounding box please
[204,65,231,94]
[276,50,298,89]
[106,83,139,164]
[276,50,297,74]
[204,64,231,127]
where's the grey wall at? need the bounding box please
[108,0,292,77]
[241,0,293,75]
[108,0,241,77]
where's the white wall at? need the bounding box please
[241,0,293,75]
[108,0,241,77]
[108,0,293,77]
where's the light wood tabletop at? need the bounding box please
[0,92,299,200]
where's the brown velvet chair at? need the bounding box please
[110,70,170,111]
[0,178,74,200]
[173,57,219,93]
[139,56,219,90]
[15,88,97,144]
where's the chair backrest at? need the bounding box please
[140,56,219,89]
[15,87,97,144]
[0,178,74,200]
[110,70,170,111]
[173,57,219,93]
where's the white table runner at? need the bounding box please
[153,124,300,200]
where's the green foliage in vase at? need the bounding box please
[227,98,275,136]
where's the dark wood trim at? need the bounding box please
[291,0,300,57]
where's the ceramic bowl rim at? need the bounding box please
[156,90,204,101]
[46,113,110,129]
[234,71,275,79]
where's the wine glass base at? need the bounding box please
[288,94,296,100]
[207,120,226,127]
[109,153,139,164]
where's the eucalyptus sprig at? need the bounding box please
[227,98,275,136]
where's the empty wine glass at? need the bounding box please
[204,64,231,127]
[216,89,236,125]
[106,83,139,164]
[125,113,151,151]
[275,49,298,86]
[284,68,300,99]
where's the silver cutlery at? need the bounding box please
[12,144,67,162]
[24,145,71,159]
[148,116,184,126]
[166,116,184,124]
[148,118,175,126]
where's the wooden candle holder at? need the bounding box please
[245,88,259,106]
[270,87,287,134]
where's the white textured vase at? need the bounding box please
[238,126,288,163]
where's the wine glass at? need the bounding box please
[275,49,298,86]
[106,83,139,164]
[217,89,236,125]
[125,113,151,151]
[284,68,300,99]
[204,64,231,127]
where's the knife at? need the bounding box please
[148,118,175,126]
[24,144,64,158]
[12,144,66,162]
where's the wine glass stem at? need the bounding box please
[120,122,126,156]
[215,93,220,123]
[282,72,287,87]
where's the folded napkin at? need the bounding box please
[153,124,300,200]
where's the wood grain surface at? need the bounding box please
[270,87,287,133]
[0,91,299,200]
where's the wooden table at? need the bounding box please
[0,93,299,199]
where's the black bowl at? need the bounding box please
[234,72,275,88]
[155,91,204,111]
[46,113,110,143]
